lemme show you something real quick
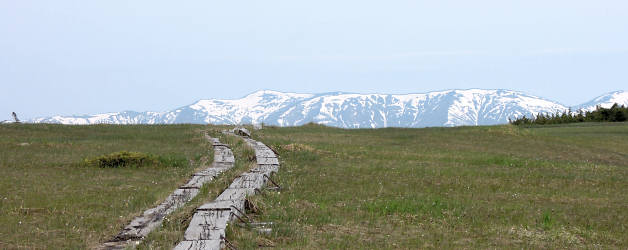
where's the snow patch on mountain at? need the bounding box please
[29,89,625,128]
[576,91,628,112]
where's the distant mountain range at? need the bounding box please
[30,89,628,128]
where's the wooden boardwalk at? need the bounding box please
[174,131,280,250]
[101,135,235,249]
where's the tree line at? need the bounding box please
[509,103,628,125]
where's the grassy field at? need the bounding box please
[227,123,628,249]
[0,124,210,249]
[1,123,627,249]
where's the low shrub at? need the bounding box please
[84,151,187,168]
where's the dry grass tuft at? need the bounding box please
[281,143,315,152]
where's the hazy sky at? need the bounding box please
[2,0,627,120]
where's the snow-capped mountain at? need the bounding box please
[575,91,628,112]
[30,89,626,128]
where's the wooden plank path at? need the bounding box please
[174,131,280,250]
[101,135,235,249]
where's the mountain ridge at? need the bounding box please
[576,90,628,112]
[30,89,628,128]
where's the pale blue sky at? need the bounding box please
[1,0,627,120]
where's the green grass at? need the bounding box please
[0,124,210,249]
[227,123,628,249]
[2,122,627,249]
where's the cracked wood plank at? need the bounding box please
[256,157,279,165]
[183,208,231,240]
[250,164,279,174]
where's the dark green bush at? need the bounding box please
[84,151,188,168]
[85,151,156,168]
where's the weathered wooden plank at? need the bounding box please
[228,173,265,189]
[255,150,276,158]
[214,146,231,152]
[181,175,214,189]
[214,148,233,155]
[250,164,279,174]
[213,162,233,169]
[212,142,230,147]
[183,208,231,241]
[205,135,220,144]
[194,168,220,177]
[111,188,198,243]
[164,188,200,212]
[174,240,222,250]
[214,146,232,152]
[214,151,235,163]
[198,200,245,212]
[257,157,279,165]
[216,188,255,201]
